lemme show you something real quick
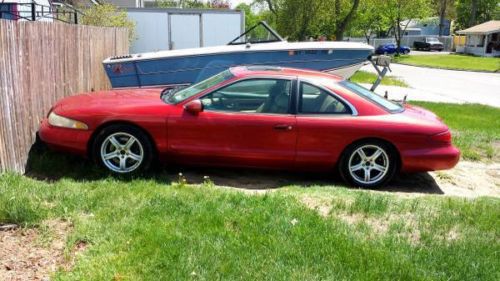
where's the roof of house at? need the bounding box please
[458,20,500,35]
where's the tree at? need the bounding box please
[455,0,499,30]
[334,0,361,41]
[349,0,387,43]
[276,0,325,40]
[80,3,136,42]
[236,3,265,30]
[381,0,431,52]
[432,0,455,36]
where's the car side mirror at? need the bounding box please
[184,100,203,115]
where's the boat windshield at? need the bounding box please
[339,81,403,113]
[164,70,234,104]
[228,21,284,45]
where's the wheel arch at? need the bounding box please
[87,120,158,161]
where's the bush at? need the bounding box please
[80,3,135,42]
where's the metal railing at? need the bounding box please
[0,2,83,24]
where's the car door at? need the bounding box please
[167,78,297,168]
[295,81,358,170]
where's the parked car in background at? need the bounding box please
[413,37,444,51]
[375,43,411,55]
[39,66,459,188]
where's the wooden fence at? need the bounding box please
[0,20,129,173]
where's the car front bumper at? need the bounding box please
[38,118,93,157]
[400,145,460,172]
[429,45,444,50]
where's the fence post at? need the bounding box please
[31,2,36,21]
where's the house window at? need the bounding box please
[0,3,19,20]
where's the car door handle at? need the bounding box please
[274,124,293,131]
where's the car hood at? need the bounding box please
[53,88,165,114]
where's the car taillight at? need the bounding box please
[430,131,452,143]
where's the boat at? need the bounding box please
[103,22,374,88]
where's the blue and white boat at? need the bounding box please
[103,22,374,88]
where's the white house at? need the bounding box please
[457,20,500,57]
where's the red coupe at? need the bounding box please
[39,66,459,187]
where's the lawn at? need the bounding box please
[1,168,499,281]
[412,102,500,161]
[350,70,409,87]
[394,54,500,72]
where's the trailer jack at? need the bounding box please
[369,55,392,92]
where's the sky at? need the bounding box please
[227,0,255,8]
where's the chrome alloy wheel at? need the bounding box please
[348,144,389,185]
[100,132,144,173]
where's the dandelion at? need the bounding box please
[291,218,299,226]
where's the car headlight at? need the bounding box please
[48,112,88,130]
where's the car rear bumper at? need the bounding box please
[401,145,460,172]
[38,118,92,157]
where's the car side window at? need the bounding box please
[299,82,350,114]
[200,79,292,114]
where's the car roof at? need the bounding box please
[229,66,344,82]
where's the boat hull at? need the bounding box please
[104,48,372,88]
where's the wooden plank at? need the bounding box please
[0,19,129,173]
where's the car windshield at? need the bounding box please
[339,81,403,112]
[427,37,439,42]
[165,70,234,104]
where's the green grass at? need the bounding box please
[0,168,499,281]
[411,102,500,161]
[394,54,500,72]
[350,70,409,87]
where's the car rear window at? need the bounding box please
[339,81,403,112]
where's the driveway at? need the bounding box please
[360,63,500,107]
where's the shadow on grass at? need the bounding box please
[24,143,444,195]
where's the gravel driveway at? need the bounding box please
[360,63,500,107]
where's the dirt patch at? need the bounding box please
[299,196,333,217]
[0,220,78,281]
[299,195,425,244]
[429,161,500,198]
[176,161,499,198]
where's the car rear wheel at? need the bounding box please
[339,141,397,188]
[93,125,153,174]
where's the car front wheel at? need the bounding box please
[93,125,154,174]
[339,141,398,188]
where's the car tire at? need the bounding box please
[92,124,154,174]
[339,140,398,188]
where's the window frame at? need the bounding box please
[296,79,357,116]
[198,77,296,115]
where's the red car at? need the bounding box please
[39,66,459,187]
